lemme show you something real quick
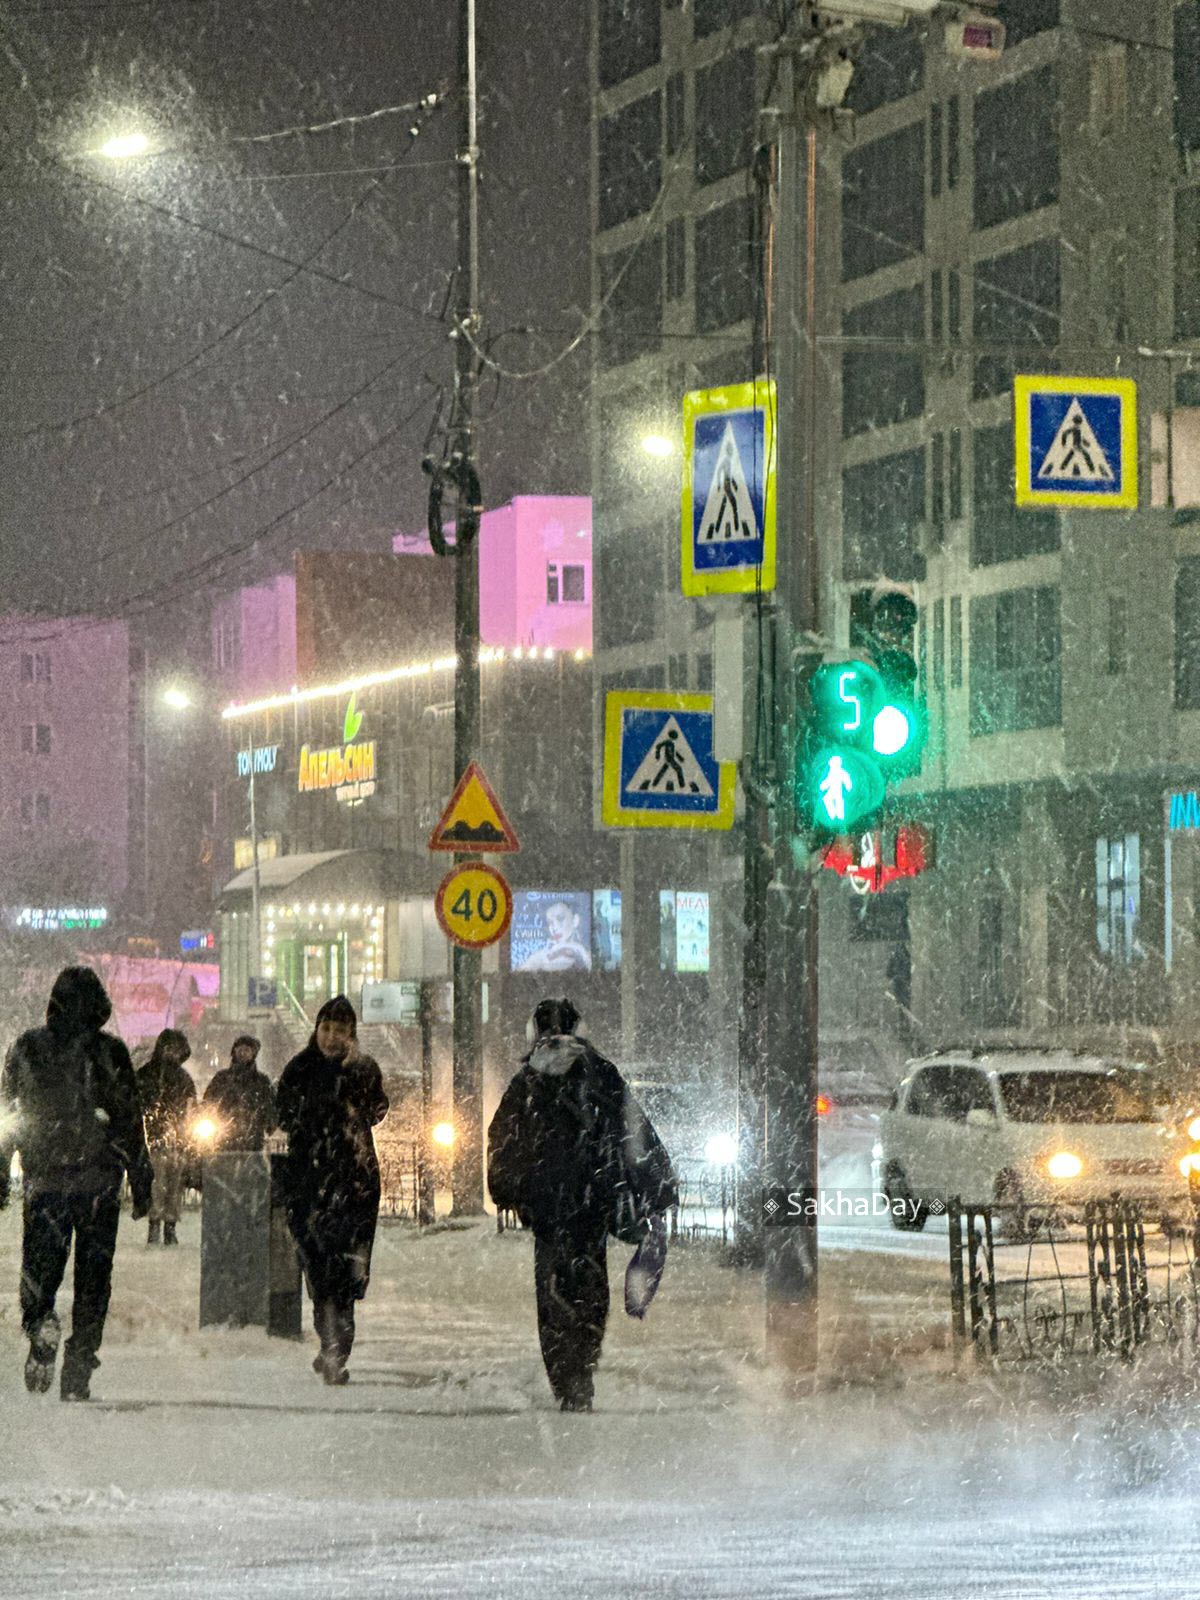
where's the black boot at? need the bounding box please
[23,1313,60,1395]
[60,1352,97,1403]
[163,1221,178,1247]
[147,1220,161,1246]
[313,1300,350,1385]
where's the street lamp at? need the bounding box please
[97,131,153,160]
[641,433,674,459]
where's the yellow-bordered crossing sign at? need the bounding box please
[1014,374,1137,510]
[602,690,736,830]
[682,379,776,596]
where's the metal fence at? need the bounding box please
[948,1197,1200,1364]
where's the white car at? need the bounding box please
[878,1050,1189,1230]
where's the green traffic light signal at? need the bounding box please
[808,746,885,833]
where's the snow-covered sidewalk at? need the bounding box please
[1,1209,1198,1598]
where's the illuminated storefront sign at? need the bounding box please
[6,905,109,932]
[235,744,280,778]
[1168,791,1200,831]
[180,929,217,952]
[298,695,378,806]
[234,835,280,871]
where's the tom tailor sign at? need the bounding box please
[298,740,377,804]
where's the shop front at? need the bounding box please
[217,848,395,1022]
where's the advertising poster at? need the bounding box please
[591,889,622,971]
[510,890,592,973]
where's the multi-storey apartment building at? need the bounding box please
[591,0,1200,1072]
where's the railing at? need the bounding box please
[948,1196,1200,1364]
[277,980,310,1028]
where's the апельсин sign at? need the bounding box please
[297,693,377,806]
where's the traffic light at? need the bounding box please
[800,592,927,838]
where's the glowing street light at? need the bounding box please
[161,687,192,711]
[431,1121,456,1148]
[98,131,152,161]
[641,433,674,459]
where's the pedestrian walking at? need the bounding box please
[487,997,678,1412]
[0,965,153,1401]
[202,1035,276,1152]
[135,1028,196,1246]
[275,996,388,1385]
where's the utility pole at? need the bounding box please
[760,32,822,1380]
[427,0,485,1214]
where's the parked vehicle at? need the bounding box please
[878,1049,1189,1232]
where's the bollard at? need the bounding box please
[200,1152,272,1328]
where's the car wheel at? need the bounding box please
[994,1172,1030,1241]
[885,1164,927,1232]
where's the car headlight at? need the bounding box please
[191,1116,219,1145]
[1046,1151,1083,1181]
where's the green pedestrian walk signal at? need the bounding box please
[801,631,927,837]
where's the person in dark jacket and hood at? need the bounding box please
[0,966,154,1401]
[487,997,677,1412]
[203,1036,276,1152]
[135,1028,196,1246]
[276,995,388,1385]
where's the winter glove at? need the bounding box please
[130,1188,152,1221]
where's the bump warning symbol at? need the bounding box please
[428,760,520,853]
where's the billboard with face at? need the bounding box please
[510,891,593,973]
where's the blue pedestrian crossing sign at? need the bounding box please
[602,691,736,830]
[682,379,776,596]
[1014,374,1138,510]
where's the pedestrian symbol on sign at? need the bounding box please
[819,755,854,824]
[697,422,759,544]
[627,716,714,797]
[1036,399,1114,483]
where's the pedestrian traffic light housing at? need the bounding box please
[800,595,927,837]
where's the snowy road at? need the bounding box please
[2,1207,1198,1597]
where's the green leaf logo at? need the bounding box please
[343,693,364,744]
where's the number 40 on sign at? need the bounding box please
[435,863,513,950]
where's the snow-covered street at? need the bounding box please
[2,1206,1199,1598]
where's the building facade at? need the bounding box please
[589,0,1200,1077]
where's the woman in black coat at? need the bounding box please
[275,995,388,1385]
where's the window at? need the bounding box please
[978,892,1019,1026]
[948,269,961,346]
[1175,558,1200,707]
[947,96,960,189]
[1001,0,1059,47]
[842,123,925,281]
[666,217,686,300]
[1176,188,1200,341]
[930,102,942,197]
[841,284,925,438]
[949,429,963,521]
[1106,594,1128,676]
[905,1066,955,1120]
[972,423,1058,565]
[931,432,945,542]
[665,72,686,156]
[842,448,925,581]
[598,94,661,231]
[973,66,1059,231]
[973,237,1060,400]
[932,598,945,691]
[1096,834,1142,965]
[547,562,587,604]
[20,651,51,685]
[213,615,238,672]
[695,651,713,690]
[598,238,662,367]
[1090,44,1127,137]
[969,586,1061,735]
[694,48,755,187]
[21,724,50,755]
[695,197,753,333]
[20,793,50,828]
[846,26,923,116]
[597,0,659,90]
[692,0,757,40]
[1177,1,1200,157]
[668,652,688,688]
[930,268,943,343]
[950,596,963,688]
[944,1067,995,1120]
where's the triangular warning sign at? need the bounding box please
[697,422,759,543]
[1036,398,1115,483]
[429,761,520,852]
[628,716,714,797]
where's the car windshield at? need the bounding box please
[997,1071,1159,1125]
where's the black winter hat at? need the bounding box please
[530,997,580,1039]
[46,966,112,1036]
[314,994,357,1036]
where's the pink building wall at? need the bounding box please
[394,495,592,653]
[0,616,131,904]
[211,574,297,704]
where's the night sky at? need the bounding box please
[0,0,590,625]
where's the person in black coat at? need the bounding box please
[487,997,677,1412]
[203,1036,276,1152]
[275,995,388,1385]
[0,965,154,1401]
[135,1028,197,1246]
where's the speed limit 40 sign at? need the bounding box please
[434,862,513,950]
